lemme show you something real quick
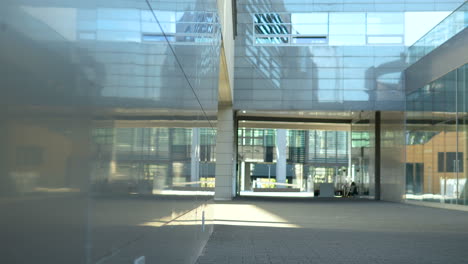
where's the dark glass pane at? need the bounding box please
[200,145,212,162]
[415,163,424,194]
[438,152,445,172]
[406,163,414,193]
[446,152,456,172]
[265,146,274,163]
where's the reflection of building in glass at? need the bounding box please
[238,128,351,194]
[406,132,465,198]
[75,8,220,111]
[91,127,217,193]
[235,3,463,110]
[2,0,468,263]
[406,63,468,205]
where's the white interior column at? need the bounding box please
[276,129,287,184]
[191,128,200,183]
[214,105,235,200]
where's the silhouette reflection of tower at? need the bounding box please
[159,9,220,113]
[366,53,406,109]
[244,7,320,109]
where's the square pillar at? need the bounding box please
[214,105,235,200]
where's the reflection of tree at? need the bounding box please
[406,131,438,145]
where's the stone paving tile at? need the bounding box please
[196,199,468,264]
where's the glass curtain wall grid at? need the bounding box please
[78,9,220,45]
[235,0,465,111]
[0,0,221,263]
[406,64,468,205]
[91,127,217,193]
[408,1,468,64]
[76,7,221,110]
[253,12,405,46]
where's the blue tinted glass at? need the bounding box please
[142,34,174,42]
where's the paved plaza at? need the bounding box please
[196,198,468,264]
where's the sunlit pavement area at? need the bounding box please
[239,191,315,198]
[196,198,468,264]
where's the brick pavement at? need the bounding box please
[196,198,468,264]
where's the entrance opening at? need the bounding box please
[236,111,372,198]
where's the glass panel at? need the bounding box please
[405,65,468,204]
[291,24,328,35]
[254,13,290,24]
[329,13,366,24]
[367,24,404,35]
[142,34,174,42]
[458,65,468,205]
[408,2,468,63]
[329,35,366,46]
[415,163,424,195]
[351,122,371,196]
[153,10,176,22]
[292,36,327,44]
[367,12,404,24]
[406,163,414,194]
[255,24,291,34]
[291,13,328,24]
[329,24,366,35]
[97,20,140,31]
[438,152,445,172]
[255,37,289,44]
[367,36,403,44]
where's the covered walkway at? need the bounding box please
[197,198,468,264]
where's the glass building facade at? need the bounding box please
[0,0,220,263]
[404,1,468,206]
[1,0,468,263]
[234,0,465,111]
[406,64,468,205]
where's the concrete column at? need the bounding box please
[191,128,200,183]
[276,129,287,184]
[214,105,235,200]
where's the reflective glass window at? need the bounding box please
[367,36,403,44]
[142,34,174,42]
[97,8,140,20]
[329,13,366,24]
[153,10,176,22]
[97,20,140,31]
[291,13,328,24]
[292,24,328,35]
